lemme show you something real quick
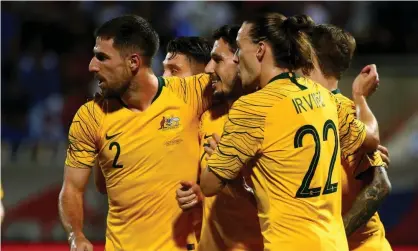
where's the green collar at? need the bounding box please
[268,72,306,90]
[153,77,165,103]
[331,88,341,94]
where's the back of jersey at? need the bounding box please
[257,75,347,250]
[208,72,348,251]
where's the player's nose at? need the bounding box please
[205,60,215,74]
[89,58,99,73]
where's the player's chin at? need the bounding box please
[211,92,225,104]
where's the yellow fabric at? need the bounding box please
[335,93,392,251]
[208,74,359,251]
[65,74,211,251]
[198,104,263,251]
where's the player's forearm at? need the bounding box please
[343,166,391,236]
[200,168,226,197]
[352,95,380,151]
[58,188,86,239]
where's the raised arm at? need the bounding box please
[351,64,380,151]
[161,74,212,117]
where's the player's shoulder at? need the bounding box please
[229,91,274,119]
[76,95,125,119]
[160,73,210,87]
[332,90,354,106]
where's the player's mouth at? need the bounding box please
[211,76,221,89]
[96,75,105,88]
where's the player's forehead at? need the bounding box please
[237,23,251,44]
[94,37,118,55]
[163,52,189,66]
[211,38,233,58]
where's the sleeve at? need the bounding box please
[354,150,386,178]
[65,101,102,169]
[333,94,367,166]
[206,97,266,180]
[162,73,212,117]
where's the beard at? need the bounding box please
[97,79,131,99]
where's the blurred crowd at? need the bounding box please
[2,1,418,159]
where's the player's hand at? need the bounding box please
[69,233,93,251]
[377,145,390,167]
[352,64,380,98]
[204,133,221,160]
[176,181,203,210]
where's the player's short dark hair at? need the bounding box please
[245,13,317,74]
[212,25,240,53]
[95,15,160,65]
[309,24,356,80]
[166,37,212,65]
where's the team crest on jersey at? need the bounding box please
[159,115,180,131]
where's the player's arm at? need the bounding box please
[162,74,212,117]
[59,166,92,242]
[343,163,391,236]
[351,64,380,151]
[58,102,100,250]
[200,99,265,196]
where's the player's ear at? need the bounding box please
[256,41,266,62]
[128,53,141,72]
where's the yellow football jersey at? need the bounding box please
[334,90,392,251]
[65,74,211,251]
[198,104,263,251]
[208,72,355,251]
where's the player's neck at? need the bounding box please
[121,68,159,112]
[305,70,339,91]
[321,77,339,92]
[259,67,288,89]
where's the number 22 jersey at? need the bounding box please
[208,72,366,251]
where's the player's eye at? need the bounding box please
[95,53,108,62]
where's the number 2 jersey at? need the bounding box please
[65,74,211,251]
[207,72,366,251]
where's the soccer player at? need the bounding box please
[308,24,392,251]
[163,36,212,77]
[176,25,263,251]
[58,15,213,251]
[92,36,212,194]
[200,13,376,251]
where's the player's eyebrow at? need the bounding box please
[163,62,181,70]
[93,49,110,59]
[211,53,223,61]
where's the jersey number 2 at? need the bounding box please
[294,119,338,198]
[109,142,123,168]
